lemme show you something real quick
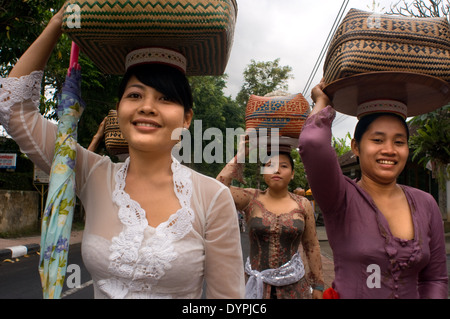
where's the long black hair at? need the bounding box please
[118,64,193,112]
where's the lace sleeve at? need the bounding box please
[299,196,325,291]
[0,71,58,173]
[0,71,43,132]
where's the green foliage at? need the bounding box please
[332,132,352,156]
[187,75,245,177]
[236,58,294,108]
[0,0,66,76]
[1,1,121,150]
[409,105,450,167]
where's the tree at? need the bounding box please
[389,0,449,18]
[236,58,293,108]
[185,75,244,178]
[408,105,450,219]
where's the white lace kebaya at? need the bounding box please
[98,157,194,298]
[0,71,245,299]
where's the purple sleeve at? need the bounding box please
[418,194,448,299]
[298,106,348,215]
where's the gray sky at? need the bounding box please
[223,0,402,140]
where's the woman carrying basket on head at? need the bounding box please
[217,129,324,299]
[298,80,448,299]
[0,7,244,299]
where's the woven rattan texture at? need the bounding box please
[104,110,129,155]
[245,94,310,139]
[62,0,237,75]
[324,9,450,84]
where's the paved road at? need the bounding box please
[0,243,93,299]
[0,230,251,299]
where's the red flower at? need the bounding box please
[323,287,340,299]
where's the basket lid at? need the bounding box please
[323,71,450,118]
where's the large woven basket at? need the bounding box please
[62,0,237,75]
[245,93,310,139]
[323,8,450,84]
[104,110,129,155]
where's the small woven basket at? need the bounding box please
[62,0,237,75]
[245,93,310,139]
[323,9,450,84]
[104,110,129,155]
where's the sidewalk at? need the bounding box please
[0,230,83,261]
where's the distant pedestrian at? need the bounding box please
[217,142,324,299]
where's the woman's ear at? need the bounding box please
[184,109,194,129]
[351,138,360,157]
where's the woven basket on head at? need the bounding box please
[104,110,129,155]
[62,0,237,76]
[323,8,450,84]
[245,93,310,139]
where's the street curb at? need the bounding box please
[0,243,40,261]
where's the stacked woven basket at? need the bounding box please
[62,0,237,76]
[62,0,237,155]
[245,92,310,138]
[323,9,450,117]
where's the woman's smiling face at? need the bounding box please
[352,114,409,185]
[117,75,192,153]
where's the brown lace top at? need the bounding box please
[235,188,324,298]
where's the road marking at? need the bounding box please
[61,280,93,298]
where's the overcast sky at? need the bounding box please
[223,0,403,140]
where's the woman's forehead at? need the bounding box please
[365,115,407,135]
[265,154,290,163]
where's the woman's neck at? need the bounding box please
[357,175,400,199]
[127,149,173,179]
[266,187,290,199]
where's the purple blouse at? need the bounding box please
[298,106,448,299]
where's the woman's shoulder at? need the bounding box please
[400,184,439,209]
[289,192,311,209]
[400,184,435,200]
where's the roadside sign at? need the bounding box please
[0,153,17,169]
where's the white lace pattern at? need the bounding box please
[0,71,42,131]
[98,156,194,298]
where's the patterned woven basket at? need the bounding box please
[323,9,450,84]
[62,0,237,75]
[104,110,129,155]
[245,93,310,139]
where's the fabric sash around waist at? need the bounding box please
[244,252,305,299]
